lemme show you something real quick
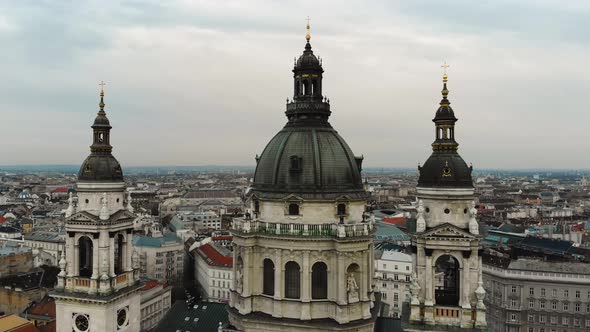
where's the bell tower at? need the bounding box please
[52,85,142,332]
[408,67,486,329]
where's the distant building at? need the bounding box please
[139,280,172,332]
[133,232,184,284]
[193,243,232,303]
[484,256,590,332]
[23,231,65,267]
[374,250,412,318]
[176,211,221,231]
[0,247,32,277]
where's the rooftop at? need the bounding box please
[196,243,232,268]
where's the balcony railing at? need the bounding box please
[75,278,90,288]
[434,306,460,318]
[231,218,373,238]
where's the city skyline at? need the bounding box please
[1,0,588,168]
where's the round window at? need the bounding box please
[464,208,468,214]
[425,207,430,213]
[444,208,450,214]
[85,199,89,204]
[74,314,89,332]
[117,308,128,328]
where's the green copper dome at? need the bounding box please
[251,37,366,200]
[78,89,124,183]
[418,75,473,188]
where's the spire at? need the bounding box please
[440,62,450,106]
[99,81,106,113]
[305,17,311,42]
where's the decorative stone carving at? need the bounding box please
[416,200,426,233]
[474,273,486,309]
[58,252,67,277]
[101,255,109,280]
[347,272,359,303]
[468,201,479,235]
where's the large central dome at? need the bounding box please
[251,34,365,200]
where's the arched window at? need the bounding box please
[114,234,124,275]
[78,236,93,278]
[295,80,300,96]
[285,261,301,299]
[337,203,346,216]
[303,80,309,95]
[434,255,460,306]
[263,259,275,296]
[288,203,299,216]
[312,262,328,299]
[254,200,260,213]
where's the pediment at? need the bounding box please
[67,211,99,222]
[421,223,477,239]
[283,193,304,202]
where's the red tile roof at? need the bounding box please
[28,296,55,318]
[212,236,232,241]
[383,217,407,226]
[142,280,162,291]
[197,244,232,267]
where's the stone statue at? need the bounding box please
[132,249,139,269]
[99,193,109,220]
[468,201,479,235]
[410,271,420,305]
[347,272,359,302]
[416,200,426,233]
[236,268,243,293]
[126,192,134,213]
[65,192,75,218]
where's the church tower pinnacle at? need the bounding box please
[51,84,142,332]
[409,66,486,329]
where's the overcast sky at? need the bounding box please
[0,0,588,169]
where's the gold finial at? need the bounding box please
[99,81,106,111]
[441,61,449,83]
[305,16,311,42]
[99,81,106,96]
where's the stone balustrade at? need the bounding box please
[231,218,373,238]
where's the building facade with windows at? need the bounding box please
[227,24,376,332]
[133,232,184,284]
[483,257,590,332]
[374,250,412,318]
[194,243,233,303]
[139,280,172,332]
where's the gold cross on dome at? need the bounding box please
[305,17,311,41]
[99,81,106,92]
[441,62,450,75]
